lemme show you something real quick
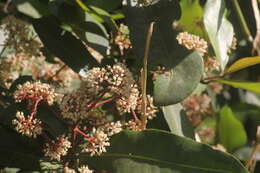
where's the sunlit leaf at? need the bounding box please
[204,0,233,70]
[217,80,260,94]
[225,56,260,74]
[162,103,194,138]
[14,0,50,19]
[219,106,247,151]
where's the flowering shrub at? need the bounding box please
[1,0,260,173]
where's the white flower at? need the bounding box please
[12,111,42,138]
[44,136,71,161]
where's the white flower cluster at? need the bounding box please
[114,24,132,55]
[176,32,208,56]
[102,121,123,136]
[82,128,110,156]
[116,84,139,114]
[14,81,56,105]
[44,135,71,161]
[64,165,93,173]
[60,90,92,122]
[136,95,157,119]
[12,111,42,138]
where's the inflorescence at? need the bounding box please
[11,63,157,166]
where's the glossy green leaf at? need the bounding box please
[219,106,247,151]
[162,104,194,138]
[81,129,248,173]
[225,56,260,74]
[204,0,233,70]
[179,0,205,38]
[33,17,99,73]
[217,80,260,94]
[14,0,50,19]
[124,0,203,106]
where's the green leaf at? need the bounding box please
[40,160,63,172]
[85,0,122,12]
[217,80,260,94]
[219,106,247,151]
[162,104,194,138]
[72,13,109,55]
[204,0,233,70]
[225,56,260,74]
[179,0,205,38]
[33,17,99,73]
[124,0,203,106]
[153,51,203,105]
[48,0,85,24]
[14,0,50,19]
[81,129,248,173]
[0,126,41,171]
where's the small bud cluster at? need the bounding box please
[114,24,132,55]
[14,81,56,105]
[44,136,71,161]
[12,112,42,138]
[182,94,212,126]
[82,128,110,156]
[176,32,208,56]
[204,57,220,73]
[60,90,92,122]
[136,95,157,119]
[124,120,143,131]
[64,165,93,173]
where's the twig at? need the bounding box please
[251,0,260,55]
[231,0,253,42]
[140,22,155,129]
[49,64,66,80]
[246,126,260,172]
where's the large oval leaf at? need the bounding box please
[153,51,203,106]
[124,0,203,106]
[81,129,248,173]
[204,0,234,70]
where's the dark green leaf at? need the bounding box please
[14,0,51,19]
[81,129,248,173]
[219,106,247,151]
[124,0,203,106]
[33,17,99,73]
[85,0,122,12]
